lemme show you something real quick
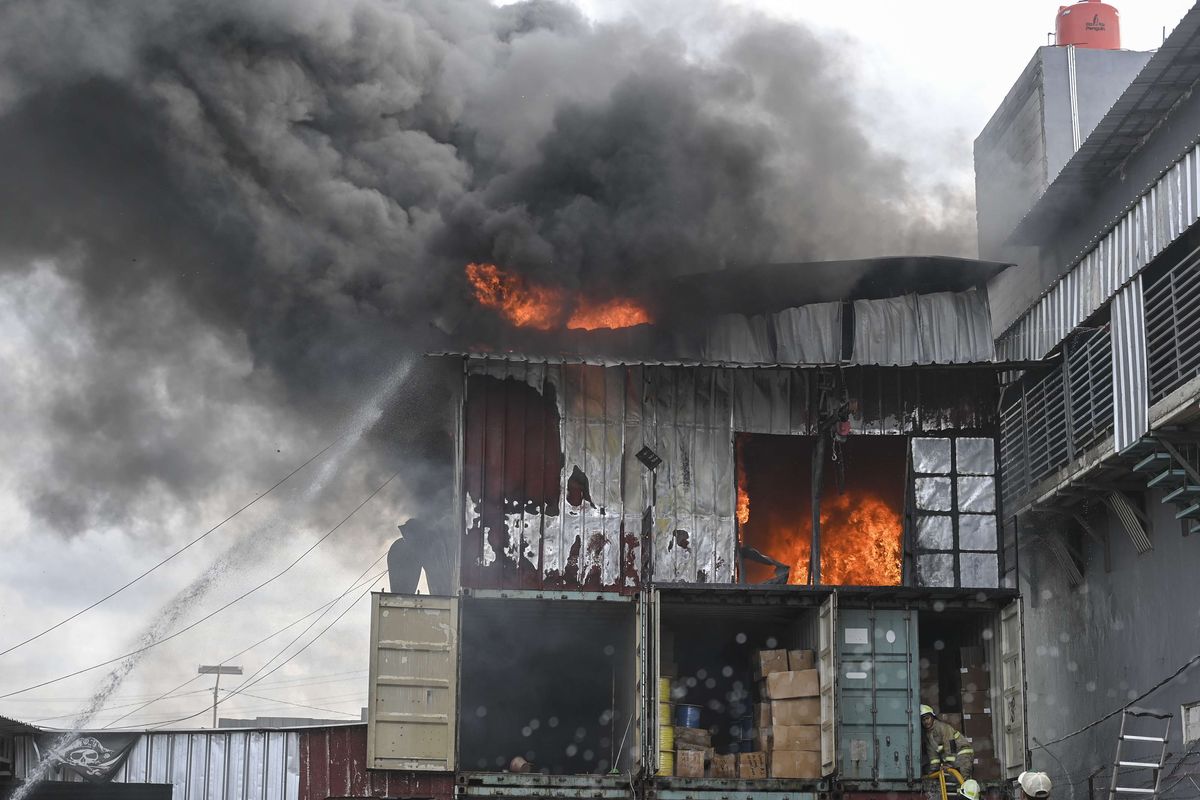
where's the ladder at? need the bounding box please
[1108,709,1173,800]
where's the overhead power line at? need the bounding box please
[138,576,379,731]
[0,472,397,701]
[98,562,386,730]
[0,435,346,660]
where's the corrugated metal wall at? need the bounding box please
[1111,276,1149,452]
[461,358,998,592]
[15,730,299,800]
[997,143,1200,362]
[299,725,453,800]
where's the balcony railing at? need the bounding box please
[1000,327,1114,507]
[1146,246,1200,404]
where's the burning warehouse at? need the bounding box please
[365,254,1029,799]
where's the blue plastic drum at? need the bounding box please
[675,704,702,728]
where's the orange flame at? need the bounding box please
[746,489,902,586]
[736,438,750,526]
[466,262,563,330]
[466,263,651,331]
[567,297,652,330]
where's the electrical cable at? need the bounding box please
[140,577,378,731]
[212,554,387,699]
[227,691,359,718]
[97,564,385,729]
[0,472,398,700]
[0,435,346,659]
[1033,652,1200,749]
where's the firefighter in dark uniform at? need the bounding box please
[922,705,974,778]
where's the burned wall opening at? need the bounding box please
[736,433,906,586]
[458,597,637,776]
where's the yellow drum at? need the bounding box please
[659,724,675,751]
[657,750,675,776]
[658,677,671,700]
[657,702,672,725]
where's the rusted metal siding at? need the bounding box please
[299,725,452,800]
[461,358,999,591]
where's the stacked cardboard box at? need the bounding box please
[711,754,736,779]
[919,649,940,708]
[676,749,705,778]
[738,752,767,779]
[754,648,822,779]
[958,647,1000,780]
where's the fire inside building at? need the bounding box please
[9,2,1200,800]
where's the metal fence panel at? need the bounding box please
[1111,277,1149,453]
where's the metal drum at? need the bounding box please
[658,702,672,725]
[675,704,702,728]
[657,750,675,776]
[659,724,674,751]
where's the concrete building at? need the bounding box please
[976,5,1200,797]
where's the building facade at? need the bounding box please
[976,7,1200,797]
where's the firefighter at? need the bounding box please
[921,704,974,778]
[1016,771,1053,798]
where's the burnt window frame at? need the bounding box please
[910,432,1003,589]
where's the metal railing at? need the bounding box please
[1146,245,1200,404]
[1000,327,1115,508]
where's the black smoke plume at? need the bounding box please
[0,0,973,539]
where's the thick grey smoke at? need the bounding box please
[0,0,973,538]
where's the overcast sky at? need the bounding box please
[0,0,1194,733]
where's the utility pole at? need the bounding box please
[198,665,242,729]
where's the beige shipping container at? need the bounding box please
[367,593,458,771]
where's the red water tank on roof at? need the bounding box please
[1057,0,1121,49]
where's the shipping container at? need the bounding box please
[368,587,1027,799]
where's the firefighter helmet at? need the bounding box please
[959,779,981,800]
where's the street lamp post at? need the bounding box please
[198,665,243,729]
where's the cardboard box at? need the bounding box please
[754,728,773,753]
[754,649,790,679]
[962,712,993,739]
[772,698,820,725]
[966,736,994,753]
[788,649,816,670]
[676,749,704,778]
[711,754,736,779]
[973,756,1002,780]
[738,752,768,779]
[770,749,822,779]
[959,667,992,692]
[960,646,985,666]
[675,727,712,747]
[754,703,772,728]
[773,724,820,751]
[960,691,991,714]
[766,669,820,699]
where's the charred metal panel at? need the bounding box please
[461,360,999,590]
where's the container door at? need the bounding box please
[367,593,458,771]
[999,599,1028,778]
[837,607,918,783]
[642,588,660,775]
[819,593,838,776]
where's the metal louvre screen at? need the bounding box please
[1111,277,1149,453]
[1067,327,1114,453]
[1145,244,1200,404]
